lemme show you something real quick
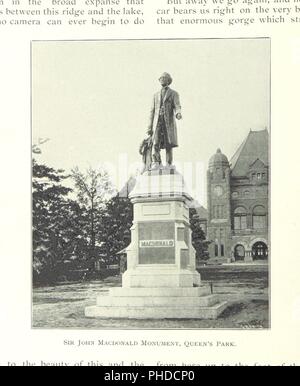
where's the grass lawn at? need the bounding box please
[32,265,269,330]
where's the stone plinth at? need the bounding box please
[85,169,228,320]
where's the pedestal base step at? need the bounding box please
[85,285,228,320]
[97,294,218,307]
[85,302,228,320]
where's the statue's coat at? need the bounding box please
[148,88,181,148]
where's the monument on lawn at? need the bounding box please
[85,73,228,320]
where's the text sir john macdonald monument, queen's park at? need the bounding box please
[85,73,228,320]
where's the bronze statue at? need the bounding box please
[147,73,182,169]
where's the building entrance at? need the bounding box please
[252,242,268,260]
[234,244,245,261]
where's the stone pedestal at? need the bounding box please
[85,169,227,320]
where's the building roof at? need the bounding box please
[230,129,269,177]
[209,148,230,169]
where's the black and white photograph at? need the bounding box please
[32,38,270,330]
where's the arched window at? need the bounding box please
[253,205,267,229]
[234,244,245,261]
[220,228,224,240]
[220,244,225,257]
[214,244,219,257]
[234,207,247,230]
[213,205,225,219]
[252,242,268,260]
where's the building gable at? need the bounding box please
[230,129,269,178]
[249,158,267,170]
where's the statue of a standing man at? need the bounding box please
[148,73,182,169]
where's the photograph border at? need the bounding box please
[31,37,272,331]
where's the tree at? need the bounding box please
[99,195,133,265]
[71,167,115,261]
[189,208,210,262]
[32,158,74,283]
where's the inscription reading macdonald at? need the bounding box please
[138,221,175,264]
[140,240,175,248]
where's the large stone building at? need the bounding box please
[207,129,269,263]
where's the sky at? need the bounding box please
[32,39,270,205]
